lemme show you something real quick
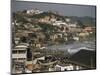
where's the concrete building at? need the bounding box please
[12,43,28,62]
[12,43,29,73]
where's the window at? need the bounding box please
[12,50,17,54]
[18,50,26,53]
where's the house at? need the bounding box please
[79,32,89,37]
[32,43,41,48]
[50,32,64,42]
[35,43,41,48]
[65,18,71,22]
[54,59,88,71]
[83,27,93,32]
[49,67,55,71]
[50,34,58,41]
[50,18,57,23]
[55,64,61,71]
[68,23,77,28]
[39,16,51,24]
[54,64,75,71]
[73,36,79,41]
[53,21,67,27]
[69,27,82,33]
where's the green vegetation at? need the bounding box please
[37,23,56,32]
[30,12,64,19]
[68,16,96,26]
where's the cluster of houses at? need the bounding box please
[11,42,85,74]
[13,9,95,44]
[12,36,96,74]
[12,42,95,74]
[12,9,96,74]
[13,20,95,47]
[26,9,43,15]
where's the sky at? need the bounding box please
[12,0,96,18]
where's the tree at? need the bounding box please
[20,36,27,43]
[77,20,85,28]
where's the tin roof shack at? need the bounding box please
[69,49,96,69]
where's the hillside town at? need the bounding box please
[11,8,96,74]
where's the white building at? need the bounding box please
[65,18,71,22]
[53,21,67,27]
[12,43,29,62]
[54,64,82,71]
[12,43,29,73]
[73,36,79,41]
[68,23,77,28]
[26,9,43,14]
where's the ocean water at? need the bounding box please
[46,40,96,55]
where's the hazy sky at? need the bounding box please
[12,0,96,18]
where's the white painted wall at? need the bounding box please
[12,54,26,58]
